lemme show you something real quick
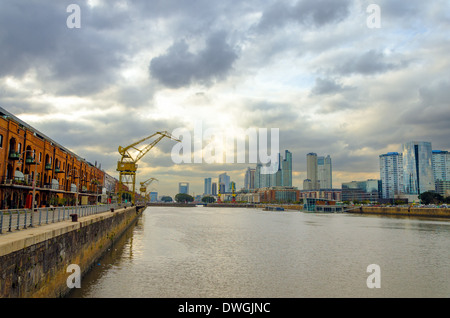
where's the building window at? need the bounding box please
[0,134,3,148]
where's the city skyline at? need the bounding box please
[1,1,449,197]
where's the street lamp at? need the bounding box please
[18,149,38,225]
[67,168,80,208]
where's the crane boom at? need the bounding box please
[117,131,180,204]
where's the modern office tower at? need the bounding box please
[219,173,230,192]
[379,152,404,199]
[306,153,319,190]
[432,150,450,181]
[402,141,435,194]
[219,183,226,194]
[254,150,292,189]
[255,163,262,189]
[255,162,271,188]
[435,180,450,197]
[271,153,283,187]
[204,178,212,195]
[317,155,332,189]
[282,150,293,187]
[212,182,217,196]
[179,182,189,194]
[303,179,313,190]
[244,167,255,189]
[149,192,158,202]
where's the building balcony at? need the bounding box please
[8,151,20,160]
[55,168,65,174]
[45,163,52,170]
[25,157,37,165]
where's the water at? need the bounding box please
[68,206,450,298]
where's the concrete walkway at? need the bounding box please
[0,207,132,257]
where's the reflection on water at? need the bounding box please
[68,207,450,298]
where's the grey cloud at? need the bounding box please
[333,50,408,75]
[149,31,238,88]
[311,77,351,95]
[257,0,351,31]
[0,1,128,96]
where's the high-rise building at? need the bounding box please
[204,177,212,195]
[303,179,313,191]
[432,150,450,181]
[271,153,283,187]
[211,182,217,196]
[149,192,158,202]
[219,173,230,192]
[402,141,435,194]
[306,153,332,190]
[379,152,404,199]
[282,150,293,187]
[178,182,189,194]
[306,153,318,190]
[254,150,292,189]
[317,155,332,189]
[244,167,255,189]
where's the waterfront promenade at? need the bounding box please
[0,204,143,297]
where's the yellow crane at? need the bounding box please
[140,177,158,194]
[139,177,158,203]
[117,131,180,205]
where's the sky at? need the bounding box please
[1,0,449,198]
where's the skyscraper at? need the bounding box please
[379,152,404,199]
[179,182,189,194]
[204,178,212,195]
[282,150,292,187]
[306,153,332,190]
[254,150,292,189]
[402,141,435,194]
[219,173,230,192]
[244,167,255,189]
[212,182,217,196]
[306,153,318,190]
[317,155,332,189]
[432,150,450,181]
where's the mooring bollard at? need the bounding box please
[70,214,78,222]
[110,208,114,213]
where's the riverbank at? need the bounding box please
[347,206,450,219]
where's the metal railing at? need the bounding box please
[0,203,131,234]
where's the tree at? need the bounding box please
[175,193,194,203]
[419,191,443,205]
[202,196,216,203]
[160,196,173,202]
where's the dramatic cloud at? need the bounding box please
[0,0,449,196]
[149,31,238,88]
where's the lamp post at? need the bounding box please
[67,168,80,208]
[18,150,38,225]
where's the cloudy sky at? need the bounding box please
[1,0,449,197]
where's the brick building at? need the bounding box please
[0,107,115,209]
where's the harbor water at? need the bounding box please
[67,206,450,298]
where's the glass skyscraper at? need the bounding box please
[254,150,292,189]
[317,155,332,189]
[402,141,435,194]
[305,153,332,190]
[432,150,450,181]
[379,152,403,199]
[204,177,212,195]
[282,150,292,187]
